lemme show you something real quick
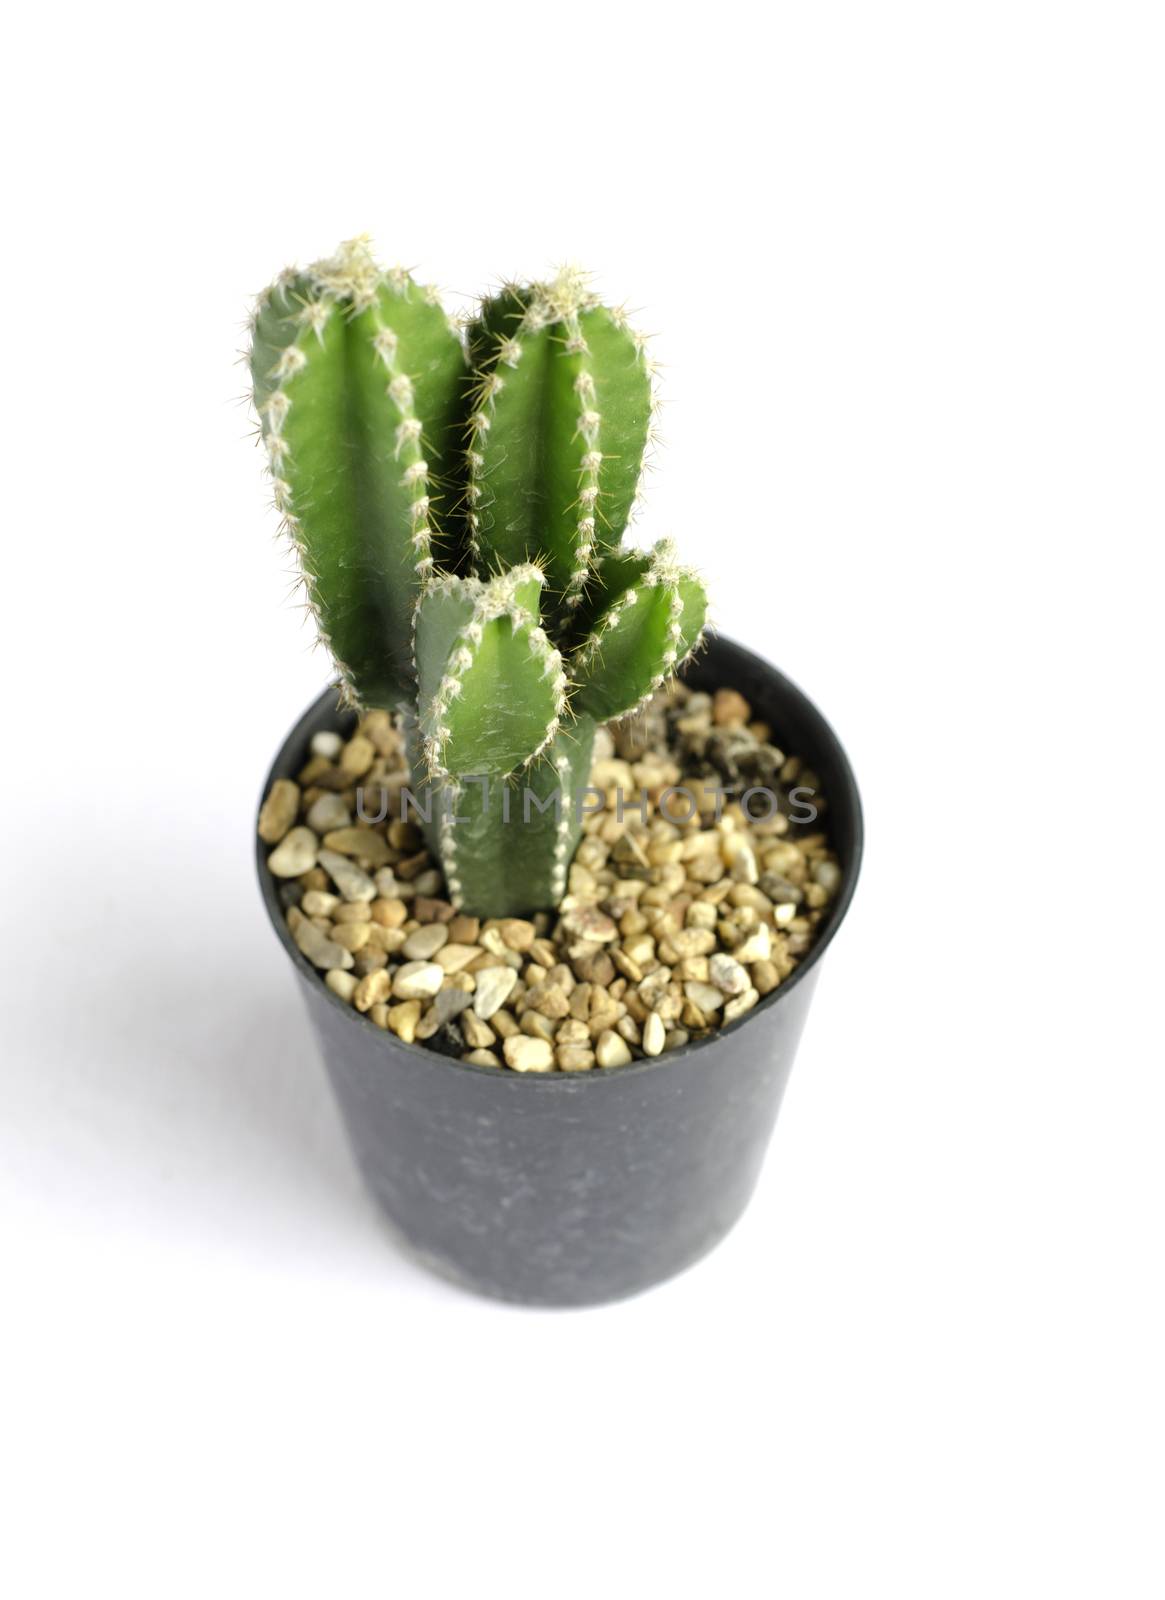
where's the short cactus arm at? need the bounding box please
[465,271,653,625]
[414,566,567,778]
[570,540,708,722]
[250,240,465,708]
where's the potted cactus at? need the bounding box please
[252,239,862,1304]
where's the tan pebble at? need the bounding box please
[414,896,454,922]
[491,1009,520,1039]
[339,735,375,777]
[527,984,570,1020]
[258,779,301,844]
[556,1045,596,1072]
[682,998,709,1030]
[301,889,340,917]
[292,918,354,972]
[499,918,536,951]
[371,898,407,929]
[388,819,422,849]
[752,960,781,995]
[320,826,392,867]
[369,1002,391,1030]
[353,970,392,1012]
[268,826,319,878]
[616,1016,641,1045]
[572,949,616,986]
[528,937,557,968]
[332,922,372,953]
[478,928,510,958]
[814,860,842,894]
[299,867,329,892]
[713,687,751,727]
[333,901,372,923]
[559,906,618,943]
[685,901,718,931]
[463,1048,502,1067]
[325,970,358,1003]
[503,1035,555,1073]
[684,980,725,1013]
[556,1018,591,1046]
[472,966,518,1019]
[352,947,389,976]
[670,928,716,959]
[318,848,376,903]
[521,1012,556,1043]
[305,792,350,833]
[366,924,406,954]
[388,1000,422,1042]
[723,987,760,1022]
[709,952,750,996]
[402,923,449,961]
[461,1013,496,1050]
[642,1011,666,1057]
[595,1030,633,1069]
[434,943,479,973]
[734,923,773,964]
[447,915,480,945]
[664,1028,690,1050]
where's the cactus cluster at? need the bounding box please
[250,238,708,916]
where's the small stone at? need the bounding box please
[369,1002,390,1029]
[433,988,472,1026]
[556,1045,596,1072]
[521,1011,556,1043]
[391,961,444,1000]
[595,1030,633,1069]
[267,826,319,878]
[813,860,842,894]
[258,779,301,845]
[331,921,371,953]
[723,986,760,1022]
[559,905,618,943]
[572,949,616,985]
[434,943,479,973]
[325,971,357,1008]
[504,1035,555,1073]
[734,923,773,964]
[352,947,389,976]
[306,792,351,833]
[371,898,407,929]
[774,901,797,926]
[293,918,354,972]
[498,918,536,951]
[473,966,519,1019]
[318,849,376,903]
[641,1011,666,1057]
[321,827,393,867]
[463,1048,501,1067]
[448,915,480,945]
[339,734,375,777]
[301,889,340,918]
[310,730,343,761]
[759,871,803,906]
[491,1009,520,1039]
[461,1012,496,1049]
[526,984,570,1020]
[709,952,750,996]
[402,923,450,960]
[353,970,392,1012]
[713,688,751,727]
[414,896,454,923]
[684,980,725,1013]
[752,960,780,996]
[728,841,759,885]
[387,1000,422,1042]
[670,927,716,959]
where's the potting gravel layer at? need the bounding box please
[259,680,841,1072]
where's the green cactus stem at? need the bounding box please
[251,242,709,917]
[464,269,654,614]
[251,237,465,708]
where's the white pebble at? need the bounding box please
[403,923,450,961]
[709,953,750,996]
[310,730,343,760]
[641,1012,666,1057]
[503,1036,554,1073]
[473,966,518,1019]
[391,961,445,1000]
[267,826,319,877]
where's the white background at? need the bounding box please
[2,3,1162,1595]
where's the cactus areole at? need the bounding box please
[251,238,709,917]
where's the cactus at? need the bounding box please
[251,239,708,916]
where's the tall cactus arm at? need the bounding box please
[570,539,708,723]
[465,270,653,625]
[414,565,568,778]
[250,239,466,708]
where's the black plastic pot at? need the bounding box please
[257,635,862,1305]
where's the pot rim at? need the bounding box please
[256,634,863,1084]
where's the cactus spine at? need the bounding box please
[251,242,708,916]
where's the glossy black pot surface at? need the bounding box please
[257,636,863,1305]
